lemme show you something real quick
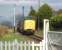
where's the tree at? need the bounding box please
[28,6,36,19]
[37,4,53,20]
[36,4,53,29]
[57,9,62,16]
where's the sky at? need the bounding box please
[0,0,62,17]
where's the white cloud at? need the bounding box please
[0,0,38,5]
[47,3,62,11]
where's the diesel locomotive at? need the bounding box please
[17,18,36,35]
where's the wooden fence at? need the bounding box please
[0,39,43,50]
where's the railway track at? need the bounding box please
[18,32,43,42]
[29,35,43,42]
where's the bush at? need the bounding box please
[0,25,9,36]
[50,16,62,30]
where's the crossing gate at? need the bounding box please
[44,19,62,50]
[0,39,43,50]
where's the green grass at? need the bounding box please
[0,32,32,41]
[0,29,43,41]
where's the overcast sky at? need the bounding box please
[0,0,62,17]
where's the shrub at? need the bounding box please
[50,16,62,30]
[0,25,9,36]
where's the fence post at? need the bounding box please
[8,41,11,50]
[40,42,42,50]
[20,41,23,50]
[24,41,26,50]
[0,41,3,50]
[43,19,49,50]
[28,41,30,50]
[5,41,7,50]
[14,39,18,50]
[36,47,39,50]
[32,41,34,50]
[12,41,15,50]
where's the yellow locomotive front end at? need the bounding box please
[23,20,36,35]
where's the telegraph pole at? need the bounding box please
[14,4,16,33]
[22,6,24,30]
[38,0,40,31]
[22,6,24,19]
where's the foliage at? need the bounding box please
[50,15,62,30]
[28,6,36,19]
[37,4,53,20]
[35,4,53,29]
[24,16,34,20]
[57,9,62,16]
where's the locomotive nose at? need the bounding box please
[22,29,35,35]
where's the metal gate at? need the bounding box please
[44,19,62,50]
